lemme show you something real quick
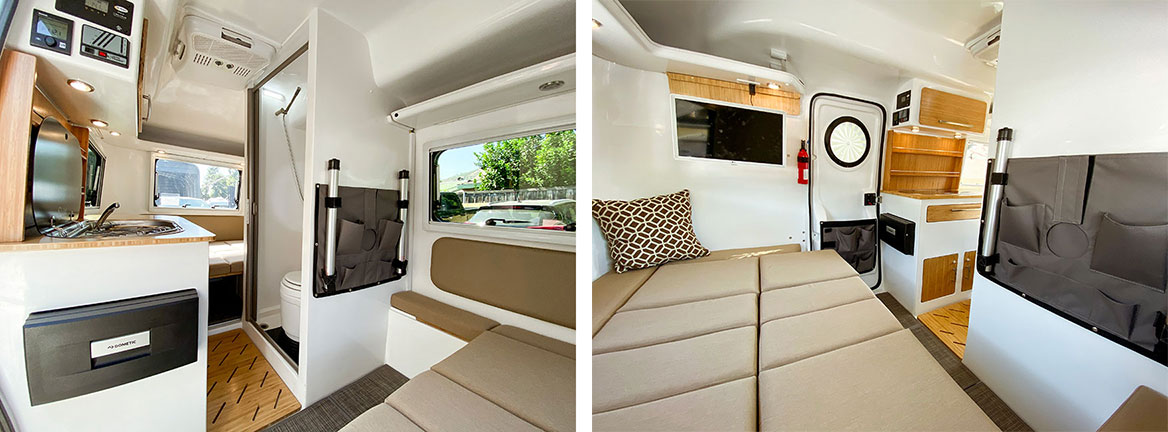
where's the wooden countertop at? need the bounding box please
[0,215,215,252]
[882,190,983,200]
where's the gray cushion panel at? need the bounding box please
[387,371,540,432]
[593,293,756,354]
[759,298,903,370]
[759,276,875,322]
[620,257,759,311]
[759,250,858,291]
[593,377,756,432]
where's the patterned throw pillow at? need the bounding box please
[593,190,710,273]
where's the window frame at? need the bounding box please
[148,152,246,216]
[670,94,788,168]
[424,117,576,246]
[84,142,106,210]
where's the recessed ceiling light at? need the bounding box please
[109,131,121,136]
[157,150,166,155]
[90,119,108,128]
[67,79,94,92]
[954,133,964,139]
[766,83,779,90]
[911,126,920,133]
[538,80,565,92]
[592,19,602,29]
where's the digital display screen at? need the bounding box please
[35,16,68,39]
[85,0,110,13]
[675,98,786,165]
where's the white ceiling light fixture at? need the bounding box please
[592,19,602,29]
[67,79,94,92]
[911,126,920,133]
[90,119,108,128]
[766,82,779,90]
[109,131,121,136]
[955,133,964,139]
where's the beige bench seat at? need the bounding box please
[342,325,575,432]
[593,247,998,431]
[390,291,499,341]
[759,329,996,431]
[208,241,246,278]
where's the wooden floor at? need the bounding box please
[917,300,972,358]
[207,329,300,432]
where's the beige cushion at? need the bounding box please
[666,243,801,266]
[491,325,575,360]
[593,190,710,273]
[759,276,875,322]
[621,257,759,311]
[208,241,246,275]
[593,377,756,432]
[593,326,757,413]
[208,257,232,278]
[759,329,998,431]
[759,298,902,370]
[1098,385,1168,432]
[433,331,574,432]
[592,267,656,335]
[390,291,499,341]
[386,371,540,431]
[594,293,756,354]
[760,249,858,291]
[338,404,424,432]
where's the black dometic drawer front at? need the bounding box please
[24,288,199,406]
[879,213,915,255]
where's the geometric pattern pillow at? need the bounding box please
[592,189,710,273]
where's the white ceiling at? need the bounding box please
[615,0,1000,93]
[137,0,574,155]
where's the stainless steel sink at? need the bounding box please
[45,219,184,239]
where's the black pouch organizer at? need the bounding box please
[979,152,1168,364]
[821,219,878,274]
[312,184,406,298]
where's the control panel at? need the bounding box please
[29,9,72,55]
[80,24,129,68]
[55,0,134,36]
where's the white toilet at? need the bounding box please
[279,271,302,342]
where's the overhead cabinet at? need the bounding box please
[667,73,801,115]
[891,79,989,135]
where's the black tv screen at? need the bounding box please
[674,97,785,165]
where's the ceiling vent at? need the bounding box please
[965,24,1000,68]
[171,15,275,90]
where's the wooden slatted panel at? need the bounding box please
[0,51,37,243]
[207,329,299,432]
[921,253,958,303]
[918,87,987,133]
[918,300,972,358]
[667,72,801,115]
[926,203,982,222]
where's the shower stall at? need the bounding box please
[246,44,309,367]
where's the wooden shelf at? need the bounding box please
[890,147,963,157]
[890,170,961,177]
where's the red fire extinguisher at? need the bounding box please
[797,140,810,185]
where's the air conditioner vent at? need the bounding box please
[171,15,276,90]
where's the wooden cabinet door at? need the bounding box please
[922,253,958,302]
[919,87,987,133]
[961,251,976,291]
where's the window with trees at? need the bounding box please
[152,156,243,211]
[431,129,576,232]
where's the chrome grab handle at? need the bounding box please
[938,119,972,128]
[979,127,1014,273]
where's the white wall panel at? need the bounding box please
[964,2,1168,431]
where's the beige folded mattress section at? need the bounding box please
[594,248,999,431]
[341,325,575,432]
[593,257,761,430]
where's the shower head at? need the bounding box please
[274,86,303,116]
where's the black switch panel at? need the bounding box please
[29,9,73,55]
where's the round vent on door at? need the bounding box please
[824,116,871,168]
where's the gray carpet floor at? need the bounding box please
[876,292,1033,431]
[264,365,409,432]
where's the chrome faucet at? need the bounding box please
[94,202,120,229]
